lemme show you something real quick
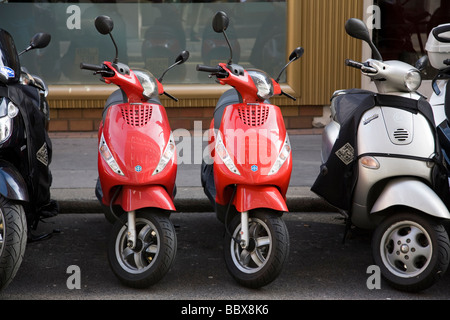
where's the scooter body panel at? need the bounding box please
[98,102,177,212]
[322,98,444,228]
[370,177,450,219]
[213,103,291,211]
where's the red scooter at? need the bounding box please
[80,15,189,288]
[198,11,303,288]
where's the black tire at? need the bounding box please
[107,211,177,289]
[372,212,450,292]
[0,196,27,291]
[224,210,289,288]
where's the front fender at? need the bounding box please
[0,161,29,202]
[371,178,450,220]
[233,185,288,213]
[118,185,175,212]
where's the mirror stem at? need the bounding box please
[223,31,233,65]
[110,34,119,64]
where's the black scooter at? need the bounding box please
[0,29,57,291]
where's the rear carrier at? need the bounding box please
[426,23,450,70]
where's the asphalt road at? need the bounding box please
[1,211,450,304]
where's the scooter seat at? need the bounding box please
[330,88,375,125]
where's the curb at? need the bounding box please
[51,186,336,214]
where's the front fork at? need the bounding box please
[240,211,249,249]
[126,210,137,249]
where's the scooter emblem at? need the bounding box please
[135,165,142,172]
[251,165,258,172]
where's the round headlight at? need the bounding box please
[404,70,422,92]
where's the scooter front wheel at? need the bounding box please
[0,196,27,291]
[372,212,450,292]
[224,210,289,288]
[107,210,177,289]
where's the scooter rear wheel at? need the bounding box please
[224,210,289,288]
[107,210,177,289]
[372,212,450,292]
[0,196,27,291]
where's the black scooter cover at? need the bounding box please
[311,89,449,213]
[1,83,53,221]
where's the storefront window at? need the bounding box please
[0,0,287,85]
[373,0,449,79]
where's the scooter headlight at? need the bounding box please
[0,116,12,143]
[153,132,175,175]
[268,134,291,175]
[134,69,159,100]
[249,70,274,100]
[0,101,18,144]
[99,133,124,176]
[216,131,240,175]
[404,70,421,92]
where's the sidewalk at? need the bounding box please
[49,130,335,213]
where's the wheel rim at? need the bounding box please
[230,217,272,274]
[379,220,433,278]
[115,218,160,275]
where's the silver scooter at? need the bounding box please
[311,18,450,292]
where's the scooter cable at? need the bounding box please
[110,185,125,226]
[224,185,240,244]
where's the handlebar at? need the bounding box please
[345,59,377,74]
[80,63,104,72]
[80,63,115,77]
[196,64,229,78]
[196,65,222,73]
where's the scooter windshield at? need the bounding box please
[134,69,159,100]
[248,69,274,101]
[0,29,20,84]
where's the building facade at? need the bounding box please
[0,0,444,132]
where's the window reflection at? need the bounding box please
[0,0,287,85]
[373,0,450,80]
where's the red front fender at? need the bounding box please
[118,185,176,212]
[233,185,288,213]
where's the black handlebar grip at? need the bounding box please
[80,63,104,71]
[196,65,222,73]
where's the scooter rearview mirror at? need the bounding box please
[95,15,119,63]
[95,15,114,35]
[275,47,304,83]
[415,55,429,72]
[212,11,229,33]
[19,32,51,56]
[289,47,304,61]
[30,33,51,49]
[345,18,382,61]
[175,50,190,65]
[159,50,191,83]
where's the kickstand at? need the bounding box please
[342,218,352,244]
[28,218,61,243]
[28,231,55,243]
